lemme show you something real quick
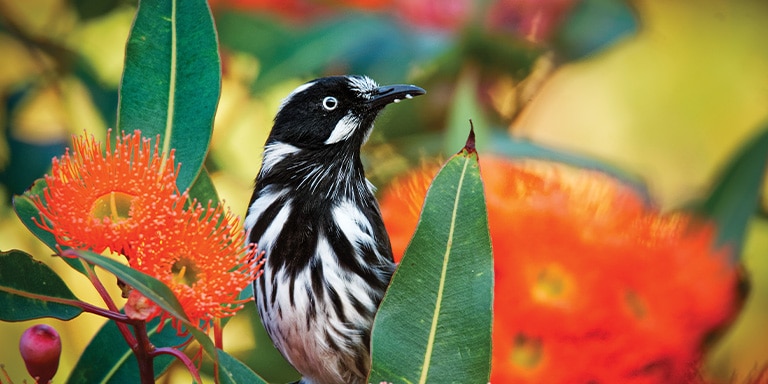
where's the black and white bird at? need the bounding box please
[244,75,425,384]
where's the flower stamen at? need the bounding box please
[91,191,134,223]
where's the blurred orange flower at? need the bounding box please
[31,130,179,256]
[379,156,742,383]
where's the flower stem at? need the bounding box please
[0,364,13,384]
[80,259,137,346]
[132,321,155,384]
[152,347,202,383]
[213,318,222,384]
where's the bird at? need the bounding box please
[244,75,425,384]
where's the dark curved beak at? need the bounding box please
[369,84,426,109]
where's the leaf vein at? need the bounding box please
[418,155,471,383]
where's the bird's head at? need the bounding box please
[269,75,425,150]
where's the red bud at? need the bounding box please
[19,324,61,384]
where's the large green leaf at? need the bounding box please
[369,132,493,383]
[117,0,221,192]
[67,317,185,384]
[217,349,269,384]
[69,250,217,360]
[694,125,768,261]
[0,250,83,321]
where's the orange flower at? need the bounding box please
[31,130,179,256]
[379,155,742,383]
[129,196,262,331]
[33,130,262,332]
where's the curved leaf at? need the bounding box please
[217,349,269,384]
[67,318,185,384]
[369,131,493,383]
[694,125,768,261]
[67,250,217,360]
[217,12,448,92]
[187,166,219,204]
[117,0,221,191]
[0,250,83,321]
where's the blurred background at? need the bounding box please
[0,0,766,382]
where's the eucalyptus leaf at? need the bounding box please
[68,250,218,360]
[217,349,269,384]
[117,0,221,192]
[217,12,449,93]
[694,125,768,261]
[187,166,219,205]
[369,131,493,383]
[67,318,185,383]
[0,249,83,321]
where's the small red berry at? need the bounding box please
[19,324,61,384]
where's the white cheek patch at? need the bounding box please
[325,113,360,144]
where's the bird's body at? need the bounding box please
[244,75,424,384]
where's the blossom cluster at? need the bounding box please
[31,131,261,332]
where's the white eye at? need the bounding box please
[322,96,338,111]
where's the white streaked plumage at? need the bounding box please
[346,75,378,98]
[245,75,422,384]
[257,199,293,256]
[260,142,301,175]
[243,185,288,231]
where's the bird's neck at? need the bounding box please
[257,140,371,202]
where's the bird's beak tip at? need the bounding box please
[369,84,426,108]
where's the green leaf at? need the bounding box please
[12,185,87,274]
[12,189,58,254]
[117,0,221,192]
[217,12,448,92]
[694,126,768,261]
[187,166,219,204]
[67,318,185,383]
[217,349,269,384]
[0,250,83,321]
[68,250,218,360]
[369,132,493,383]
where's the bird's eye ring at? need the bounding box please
[322,96,338,111]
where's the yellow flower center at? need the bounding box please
[510,334,543,370]
[91,191,134,222]
[172,257,199,287]
[530,263,574,308]
[624,290,648,319]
